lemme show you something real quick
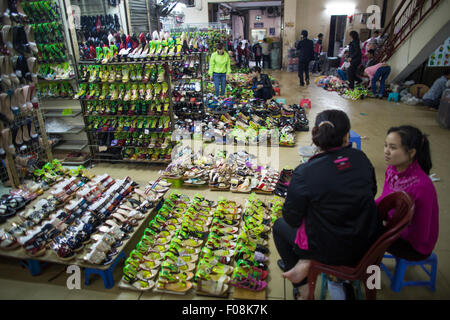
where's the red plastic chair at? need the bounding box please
[307,191,415,300]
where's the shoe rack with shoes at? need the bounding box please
[171,52,205,123]
[21,1,77,97]
[0,0,56,189]
[0,161,167,269]
[79,60,174,164]
[19,1,87,163]
[78,30,185,63]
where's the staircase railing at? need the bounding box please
[376,0,441,62]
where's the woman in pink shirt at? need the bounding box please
[377,125,439,260]
[364,62,391,99]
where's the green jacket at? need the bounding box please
[209,51,231,76]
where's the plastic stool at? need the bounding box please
[319,273,363,300]
[299,98,311,109]
[275,98,286,104]
[380,253,437,292]
[273,87,281,96]
[85,251,126,289]
[21,259,47,276]
[387,92,399,102]
[349,130,361,150]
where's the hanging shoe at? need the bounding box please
[0,93,14,122]
[10,88,20,115]
[22,123,31,143]
[0,56,12,88]
[13,125,26,151]
[29,120,38,142]
[1,128,16,155]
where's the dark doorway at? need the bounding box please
[328,15,347,57]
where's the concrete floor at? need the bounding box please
[1,70,449,300]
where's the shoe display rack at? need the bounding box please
[0,163,169,289]
[78,59,175,164]
[171,52,205,124]
[118,191,279,298]
[0,0,55,188]
[23,0,89,164]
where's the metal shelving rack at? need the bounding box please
[30,0,89,165]
[171,52,206,121]
[0,1,59,188]
[78,59,176,164]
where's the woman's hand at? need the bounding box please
[257,84,263,90]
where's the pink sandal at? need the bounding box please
[231,276,267,291]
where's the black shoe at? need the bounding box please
[277,259,286,272]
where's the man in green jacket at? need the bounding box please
[209,43,231,97]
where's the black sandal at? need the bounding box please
[293,278,309,300]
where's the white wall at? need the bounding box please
[248,8,281,41]
[232,15,244,39]
[282,0,298,68]
[387,0,450,82]
[183,0,209,24]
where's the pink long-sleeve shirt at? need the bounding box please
[364,63,385,80]
[376,161,439,255]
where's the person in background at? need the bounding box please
[337,50,350,81]
[296,30,314,86]
[273,109,382,300]
[365,49,377,67]
[249,66,274,101]
[237,42,244,68]
[243,42,252,68]
[233,37,240,62]
[312,33,324,74]
[377,125,439,261]
[364,61,391,99]
[261,38,271,69]
[253,42,263,68]
[347,30,362,90]
[422,70,450,110]
[226,36,233,51]
[362,30,380,65]
[208,42,231,97]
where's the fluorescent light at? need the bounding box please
[326,2,355,15]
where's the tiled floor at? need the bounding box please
[1,70,449,299]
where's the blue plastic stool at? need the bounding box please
[85,251,126,289]
[380,253,437,292]
[21,259,48,276]
[275,98,286,104]
[349,130,361,150]
[387,92,400,102]
[319,273,363,300]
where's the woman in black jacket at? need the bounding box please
[249,66,274,101]
[273,109,382,299]
[347,31,362,89]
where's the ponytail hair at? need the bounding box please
[387,125,432,174]
[350,30,359,41]
[312,109,350,151]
